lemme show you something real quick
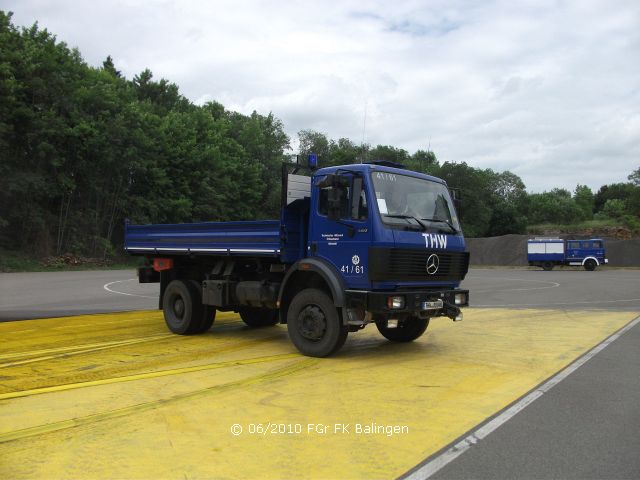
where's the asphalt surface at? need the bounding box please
[1,267,639,479]
[429,319,640,480]
[1,267,639,321]
[463,268,640,311]
[0,270,157,321]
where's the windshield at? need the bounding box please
[371,171,461,233]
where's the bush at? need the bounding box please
[602,199,626,219]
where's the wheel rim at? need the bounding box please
[298,305,327,341]
[173,297,185,319]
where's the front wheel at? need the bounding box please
[239,307,279,327]
[286,288,348,357]
[584,259,597,271]
[376,316,429,342]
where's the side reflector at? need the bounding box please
[153,258,173,272]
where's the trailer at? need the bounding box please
[125,158,470,357]
[527,238,608,271]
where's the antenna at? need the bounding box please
[360,101,367,163]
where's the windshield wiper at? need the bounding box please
[383,214,428,231]
[420,217,459,233]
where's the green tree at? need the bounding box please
[437,162,493,237]
[408,150,439,175]
[601,199,626,219]
[527,189,582,225]
[328,137,361,166]
[298,129,330,164]
[594,183,636,212]
[102,55,121,77]
[369,145,409,165]
[487,202,526,236]
[574,184,594,221]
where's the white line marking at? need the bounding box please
[402,314,640,480]
[103,279,157,299]
[467,276,560,294]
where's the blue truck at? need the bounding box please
[527,238,608,271]
[125,158,470,357]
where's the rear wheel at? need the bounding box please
[239,307,279,327]
[163,280,204,334]
[542,261,554,271]
[189,280,215,333]
[584,259,597,271]
[196,306,216,333]
[287,288,348,357]
[376,316,429,342]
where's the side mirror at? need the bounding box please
[449,188,462,214]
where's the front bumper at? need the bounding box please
[344,288,469,322]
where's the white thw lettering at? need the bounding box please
[421,233,448,249]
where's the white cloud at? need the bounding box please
[3,0,639,192]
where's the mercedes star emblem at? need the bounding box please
[426,253,440,275]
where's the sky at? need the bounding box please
[2,0,639,193]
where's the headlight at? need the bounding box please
[387,296,405,309]
[455,293,467,305]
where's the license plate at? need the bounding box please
[421,300,443,310]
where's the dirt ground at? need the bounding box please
[466,234,640,267]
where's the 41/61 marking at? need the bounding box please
[341,265,365,274]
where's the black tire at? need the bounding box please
[239,307,279,327]
[584,259,597,271]
[188,281,215,333]
[542,261,554,271]
[286,288,348,357]
[162,279,204,334]
[196,306,216,333]
[376,316,429,342]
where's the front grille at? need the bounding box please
[368,248,469,282]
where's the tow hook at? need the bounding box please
[444,303,463,321]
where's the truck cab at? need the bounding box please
[126,159,469,357]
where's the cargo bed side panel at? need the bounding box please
[124,220,282,257]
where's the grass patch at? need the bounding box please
[0,248,141,273]
[0,249,44,272]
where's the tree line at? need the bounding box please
[1,11,638,258]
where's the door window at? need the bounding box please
[318,175,367,221]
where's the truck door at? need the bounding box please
[309,173,372,290]
[566,240,581,262]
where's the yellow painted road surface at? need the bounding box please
[0,309,637,479]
